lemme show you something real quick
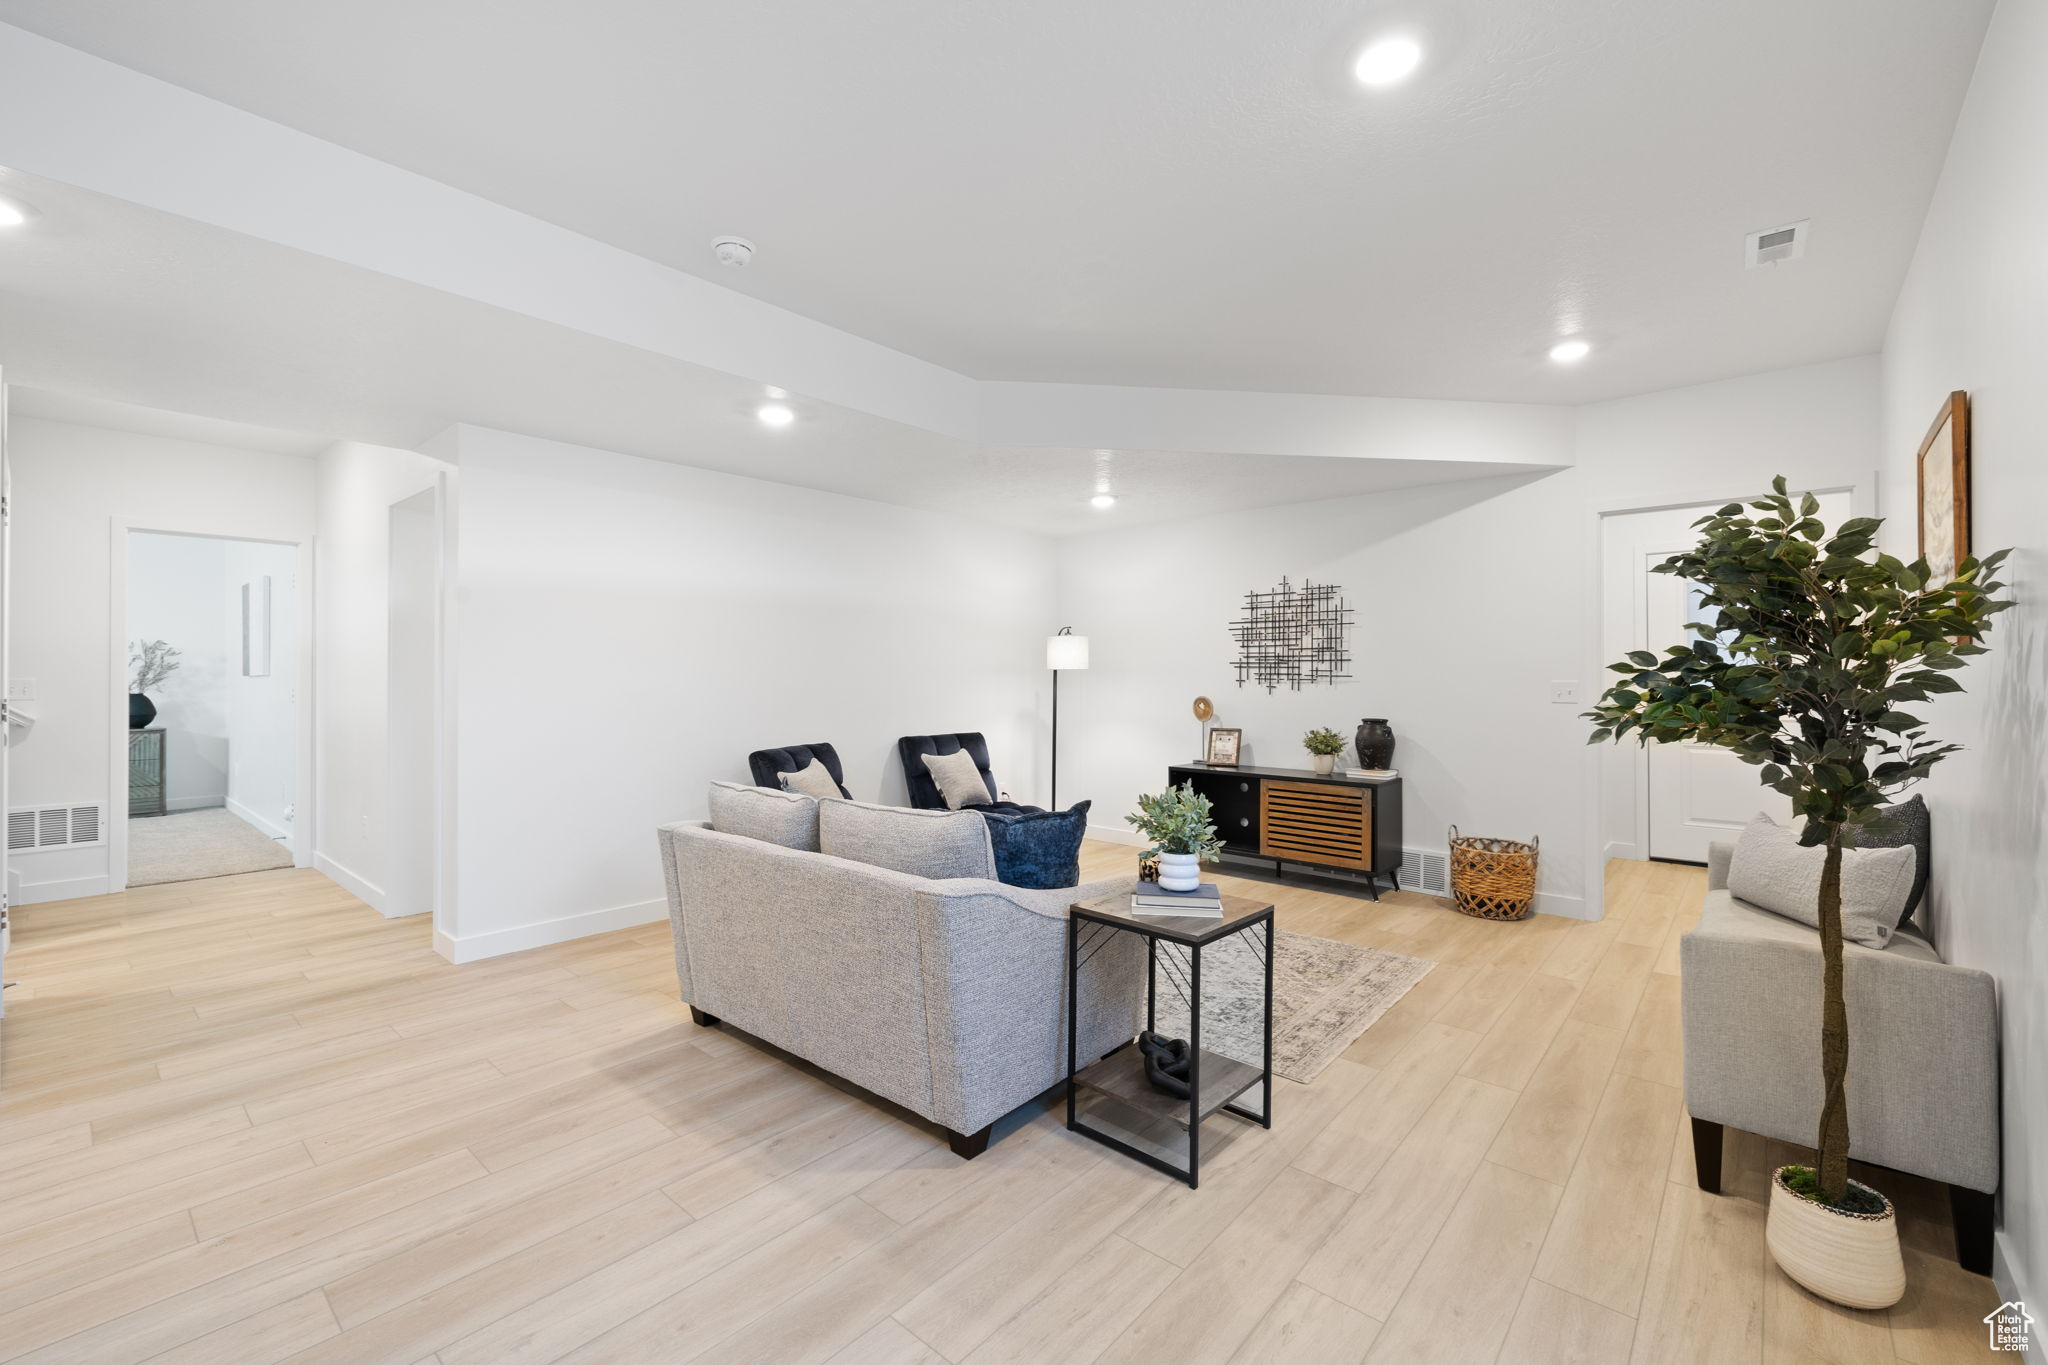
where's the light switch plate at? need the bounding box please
[1550,680,1581,705]
[6,679,33,701]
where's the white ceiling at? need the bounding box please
[0,175,1554,537]
[0,0,1992,404]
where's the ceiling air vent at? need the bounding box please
[7,804,107,852]
[1746,220,1809,268]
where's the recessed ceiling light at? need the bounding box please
[0,195,34,229]
[1353,37,1423,86]
[1548,339,1592,364]
[1090,494,1117,510]
[756,403,795,427]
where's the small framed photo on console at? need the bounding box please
[1205,727,1242,767]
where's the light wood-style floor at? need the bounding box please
[0,846,2001,1364]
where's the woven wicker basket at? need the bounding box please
[1448,826,1539,921]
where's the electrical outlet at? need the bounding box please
[1550,680,1582,705]
[5,679,32,701]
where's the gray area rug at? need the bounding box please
[1151,929,1433,1082]
[127,808,293,886]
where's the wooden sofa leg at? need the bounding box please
[1691,1117,1724,1194]
[1949,1184,1994,1275]
[948,1125,993,1160]
[688,1006,721,1028]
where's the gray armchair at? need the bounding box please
[1681,841,1999,1272]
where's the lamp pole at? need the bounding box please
[1046,627,1088,810]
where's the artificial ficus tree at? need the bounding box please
[1585,478,2010,1204]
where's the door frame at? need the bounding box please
[107,518,316,893]
[1591,479,1874,884]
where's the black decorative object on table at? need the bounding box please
[1228,576,1353,692]
[1066,892,1275,1189]
[1354,718,1395,770]
[129,693,157,730]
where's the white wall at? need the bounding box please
[127,531,230,811]
[1054,356,1880,918]
[437,425,1058,961]
[312,439,455,912]
[6,416,315,904]
[222,538,300,839]
[1879,0,2047,1316]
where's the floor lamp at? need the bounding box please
[1046,627,1089,809]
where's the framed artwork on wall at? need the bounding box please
[1205,726,1242,767]
[1916,390,1969,584]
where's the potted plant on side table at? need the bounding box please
[1127,782,1224,892]
[1303,727,1345,775]
[1585,479,2010,1309]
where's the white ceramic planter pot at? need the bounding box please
[1765,1166,1905,1309]
[1157,852,1202,892]
[1312,754,1336,775]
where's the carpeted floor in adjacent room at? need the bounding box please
[126,807,294,886]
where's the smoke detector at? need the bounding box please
[711,236,756,267]
[1745,220,1809,268]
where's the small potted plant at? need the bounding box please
[1303,727,1345,775]
[128,639,182,730]
[1126,782,1223,891]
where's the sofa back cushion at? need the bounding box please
[707,780,819,851]
[982,801,1090,889]
[819,798,996,880]
[1727,812,1915,948]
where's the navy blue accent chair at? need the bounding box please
[897,732,1025,811]
[747,742,852,799]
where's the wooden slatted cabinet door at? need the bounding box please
[1258,780,1372,872]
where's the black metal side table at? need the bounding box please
[1065,892,1275,1188]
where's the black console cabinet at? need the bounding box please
[1169,763,1404,899]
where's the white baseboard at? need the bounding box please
[314,852,387,914]
[435,897,667,965]
[1085,823,1144,848]
[165,795,227,813]
[1531,891,1593,921]
[226,798,292,843]
[1602,840,1641,863]
[13,874,113,905]
[1993,1231,2036,1360]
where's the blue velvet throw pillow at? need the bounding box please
[981,801,1090,890]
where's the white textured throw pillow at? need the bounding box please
[921,748,993,809]
[1726,813,1915,948]
[777,761,843,801]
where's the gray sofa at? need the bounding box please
[1682,841,1999,1271]
[657,818,1142,1157]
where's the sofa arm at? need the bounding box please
[1705,841,1734,891]
[914,874,1144,1134]
[1681,894,1998,1192]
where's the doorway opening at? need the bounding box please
[1596,488,1861,867]
[123,530,301,886]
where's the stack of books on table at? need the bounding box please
[1130,882,1224,917]
[1341,768,1398,781]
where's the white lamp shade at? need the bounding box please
[1046,633,1090,670]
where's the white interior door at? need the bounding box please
[1642,490,1850,861]
[1,374,11,1014]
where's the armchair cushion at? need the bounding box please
[779,759,845,802]
[898,733,999,811]
[748,742,851,799]
[923,748,996,810]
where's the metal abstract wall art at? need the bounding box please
[1229,576,1353,692]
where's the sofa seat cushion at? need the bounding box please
[1727,813,1915,948]
[981,801,1090,890]
[1701,888,1942,965]
[819,798,997,880]
[708,779,819,851]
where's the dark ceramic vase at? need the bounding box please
[1354,718,1395,770]
[129,693,156,730]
